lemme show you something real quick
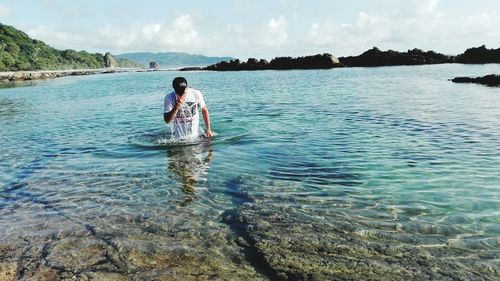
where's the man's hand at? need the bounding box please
[201,106,213,139]
[205,130,214,138]
[164,91,187,124]
[175,91,187,108]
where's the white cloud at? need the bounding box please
[29,25,94,49]
[0,4,11,18]
[255,16,288,47]
[461,13,492,34]
[231,0,251,13]
[26,14,289,57]
[396,0,439,16]
[415,0,439,15]
[308,22,334,46]
[306,3,500,57]
[157,15,203,49]
[307,12,393,54]
[27,14,204,54]
[202,16,289,58]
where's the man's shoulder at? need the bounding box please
[165,91,176,99]
[189,88,204,102]
[189,88,202,95]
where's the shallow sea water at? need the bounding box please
[0,65,499,280]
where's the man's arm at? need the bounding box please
[201,106,213,138]
[164,107,179,123]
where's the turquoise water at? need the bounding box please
[1,65,499,279]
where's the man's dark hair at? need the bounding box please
[172,77,188,95]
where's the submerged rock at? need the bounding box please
[451,74,500,87]
[221,176,499,281]
[224,203,498,280]
[0,208,265,280]
[46,237,111,270]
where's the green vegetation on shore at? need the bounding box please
[0,23,140,71]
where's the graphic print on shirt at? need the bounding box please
[176,102,198,121]
[172,99,199,139]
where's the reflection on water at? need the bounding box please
[0,80,42,89]
[166,142,213,206]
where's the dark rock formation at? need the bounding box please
[269,53,341,69]
[455,45,500,64]
[179,66,204,71]
[204,53,343,71]
[339,47,453,67]
[180,46,500,72]
[451,74,500,87]
[149,61,159,69]
[103,52,117,68]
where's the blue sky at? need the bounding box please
[1,0,499,59]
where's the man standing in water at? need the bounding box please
[164,77,214,140]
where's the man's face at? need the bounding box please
[176,89,185,96]
[175,86,187,96]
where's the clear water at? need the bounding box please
[1,65,499,279]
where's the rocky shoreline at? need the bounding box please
[199,53,343,71]
[339,45,500,67]
[338,47,452,67]
[0,68,163,84]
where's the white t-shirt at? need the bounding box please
[164,88,206,140]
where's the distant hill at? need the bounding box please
[115,52,234,68]
[0,23,140,71]
[113,58,143,68]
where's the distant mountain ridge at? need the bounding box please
[115,52,234,68]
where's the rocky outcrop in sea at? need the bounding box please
[104,52,118,68]
[451,74,500,87]
[339,47,453,67]
[202,53,343,71]
[455,45,500,64]
[191,45,500,72]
